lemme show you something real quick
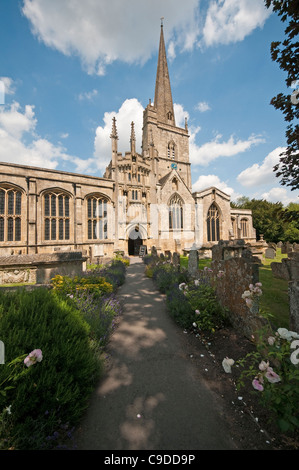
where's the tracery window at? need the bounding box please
[207,203,220,242]
[169,194,183,230]
[87,195,108,240]
[0,187,22,242]
[44,192,70,241]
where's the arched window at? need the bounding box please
[231,217,237,238]
[241,218,248,238]
[0,187,23,242]
[207,203,220,242]
[87,195,108,240]
[169,194,183,230]
[44,191,70,241]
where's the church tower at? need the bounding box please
[142,21,191,190]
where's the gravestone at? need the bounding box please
[151,246,157,257]
[188,248,199,277]
[265,247,276,259]
[289,281,299,333]
[172,252,180,271]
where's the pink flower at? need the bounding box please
[265,367,281,383]
[252,378,264,391]
[24,349,43,367]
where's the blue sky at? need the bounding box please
[0,0,297,206]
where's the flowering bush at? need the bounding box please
[241,282,263,313]
[233,327,299,433]
[0,288,101,449]
[71,292,122,351]
[147,259,229,333]
[0,349,43,449]
[51,274,113,299]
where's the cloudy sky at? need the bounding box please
[0,0,298,205]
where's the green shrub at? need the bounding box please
[186,283,230,332]
[0,288,101,449]
[51,274,113,299]
[236,327,299,434]
[165,285,194,328]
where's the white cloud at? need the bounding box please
[261,187,299,206]
[174,103,190,128]
[0,77,16,97]
[0,102,36,139]
[192,174,241,200]
[0,102,76,169]
[22,0,200,75]
[237,147,285,187]
[196,101,211,112]
[94,98,144,172]
[190,132,264,166]
[202,0,271,47]
[78,89,98,101]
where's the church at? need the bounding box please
[0,24,255,260]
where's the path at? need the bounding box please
[75,257,238,450]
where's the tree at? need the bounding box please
[231,197,299,243]
[264,0,299,191]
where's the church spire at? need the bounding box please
[154,20,175,126]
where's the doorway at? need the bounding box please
[128,227,143,255]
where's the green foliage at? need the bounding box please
[186,284,229,333]
[264,0,299,191]
[51,274,113,299]
[0,288,101,449]
[237,326,299,434]
[147,260,229,332]
[231,198,299,243]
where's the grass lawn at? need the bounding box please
[259,249,289,329]
[181,249,289,329]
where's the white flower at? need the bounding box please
[222,357,235,373]
[192,322,197,328]
[241,290,251,299]
[277,328,299,342]
[268,336,276,346]
[195,309,200,315]
[259,360,269,371]
[194,280,199,286]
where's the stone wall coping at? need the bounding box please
[0,252,87,267]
